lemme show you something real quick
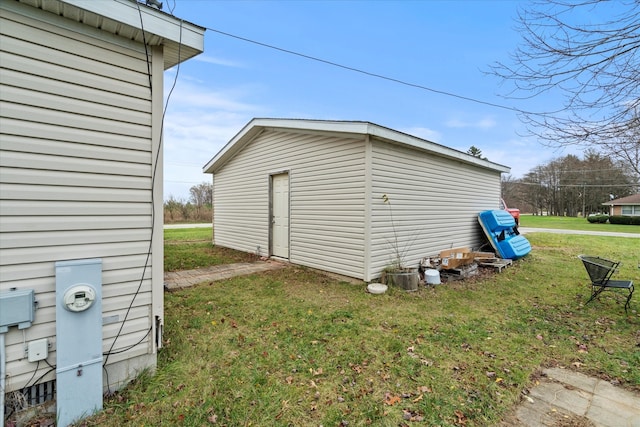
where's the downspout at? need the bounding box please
[363,134,373,282]
[1,332,6,425]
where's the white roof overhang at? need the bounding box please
[13,0,205,69]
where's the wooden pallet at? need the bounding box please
[478,258,512,272]
[441,263,479,280]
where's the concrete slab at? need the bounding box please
[505,368,640,427]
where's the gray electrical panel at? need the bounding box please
[55,258,103,427]
[0,288,35,333]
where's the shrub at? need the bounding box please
[587,214,609,224]
[609,215,639,225]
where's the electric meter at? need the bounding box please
[62,284,96,312]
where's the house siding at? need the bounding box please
[368,138,501,280]
[213,129,367,278]
[1,3,159,394]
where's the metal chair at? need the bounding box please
[578,255,634,313]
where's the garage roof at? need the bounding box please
[203,118,511,174]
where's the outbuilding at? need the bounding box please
[0,0,204,423]
[203,118,510,282]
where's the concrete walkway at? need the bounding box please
[505,367,640,427]
[520,227,640,238]
[164,260,286,291]
[164,223,212,229]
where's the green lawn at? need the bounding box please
[164,227,256,271]
[521,214,640,233]
[81,229,639,427]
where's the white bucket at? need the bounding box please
[425,269,440,285]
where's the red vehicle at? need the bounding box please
[500,198,520,225]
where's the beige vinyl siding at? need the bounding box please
[368,138,501,280]
[214,129,367,278]
[0,4,157,392]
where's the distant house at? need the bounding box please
[203,118,510,282]
[602,194,640,216]
[0,0,204,421]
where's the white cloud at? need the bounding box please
[166,82,259,111]
[445,117,497,130]
[161,80,263,200]
[400,126,442,142]
[194,55,244,68]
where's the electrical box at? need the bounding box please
[55,258,103,426]
[28,338,49,362]
[0,288,35,333]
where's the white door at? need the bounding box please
[271,173,289,258]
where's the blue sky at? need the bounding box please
[161,0,576,200]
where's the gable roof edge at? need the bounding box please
[203,118,510,174]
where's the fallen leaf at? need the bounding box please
[418,386,432,393]
[285,376,293,384]
[454,409,467,425]
[412,394,423,403]
[208,414,218,424]
[384,393,401,406]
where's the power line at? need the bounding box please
[205,26,527,114]
[516,182,638,188]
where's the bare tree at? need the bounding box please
[491,0,640,176]
[188,182,213,220]
[189,182,213,208]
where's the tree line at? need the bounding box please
[164,182,212,223]
[501,150,638,216]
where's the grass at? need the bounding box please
[164,227,213,242]
[521,214,640,233]
[164,227,256,271]
[81,227,640,427]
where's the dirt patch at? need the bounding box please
[550,413,595,427]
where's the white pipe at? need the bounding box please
[1,333,6,425]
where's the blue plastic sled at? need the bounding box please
[478,210,531,260]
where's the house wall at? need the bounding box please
[213,129,368,278]
[0,2,161,396]
[612,205,640,216]
[368,138,502,281]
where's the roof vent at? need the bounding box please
[145,0,163,10]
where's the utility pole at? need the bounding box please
[582,181,586,217]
